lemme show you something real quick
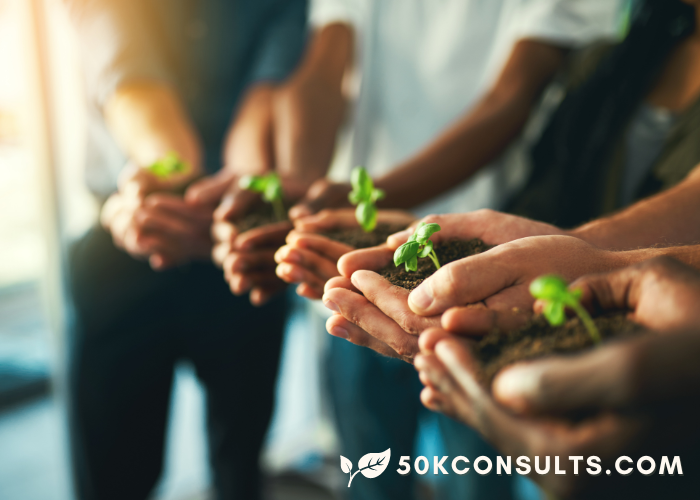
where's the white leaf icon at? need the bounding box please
[340,455,353,474]
[358,449,391,479]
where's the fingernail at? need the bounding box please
[323,299,340,313]
[409,284,434,311]
[329,326,349,339]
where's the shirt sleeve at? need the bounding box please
[63,0,172,108]
[246,0,309,84]
[515,0,628,48]
[309,0,361,29]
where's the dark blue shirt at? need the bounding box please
[66,0,308,196]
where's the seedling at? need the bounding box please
[393,222,441,272]
[529,275,601,344]
[148,151,189,178]
[239,172,286,221]
[348,166,385,232]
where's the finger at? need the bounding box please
[441,303,530,336]
[226,271,281,296]
[419,327,455,354]
[132,206,199,238]
[322,287,420,361]
[184,169,236,205]
[212,242,232,268]
[275,243,343,279]
[492,352,625,416]
[212,220,238,247]
[415,353,454,393]
[224,250,278,274]
[296,282,324,300]
[407,246,515,316]
[326,314,407,361]
[288,180,351,220]
[276,262,327,289]
[250,282,287,306]
[337,245,394,278]
[285,231,354,261]
[234,221,293,251]
[324,276,359,294]
[214,185,259,222]
[350,270,440,334]
[293,208,359,232]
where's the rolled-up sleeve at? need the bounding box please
[247,0,309,84]
[309,0,361,29]
[64,0,172,108]
[516,0,627,47]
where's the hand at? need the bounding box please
[288,178,353,220]
[406,235,631,335]
[385,210,566,249]
[102,163,213,270]
[323,270,441,363]
[275,209,414,299]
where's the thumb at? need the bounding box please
[289,179,350,220]
[185,169,237,205]
[492,345,630,415]
[118,162,158,199]
[407,247,515,316]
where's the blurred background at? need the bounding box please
[0,1,446,499]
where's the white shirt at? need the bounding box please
[312,0,626,216]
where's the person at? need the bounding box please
[63,1,307,499]
[415,256,700,499]
[321,0,700,360]
[246,1,625,499]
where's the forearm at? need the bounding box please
[571,166,700,250]
[104,81,203,172]
[620,245,700,271]
[375,40,566,208]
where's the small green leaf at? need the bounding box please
[418,240,433,258]
[262,173,282,202]
[148,152,188,178]
[415,223,441,245]
[405,256,418,272]
[350,167,373,201]
[529,275,569,301]
[543,301,566,325]
[356,201,378,232]
[394,241,420,267]
[370,188,385,203]
[239,175,267,192]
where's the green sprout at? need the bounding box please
[148,151,189,178]
[348,166,385,232]
[393,222,441,272]
[239,172,286,221]
[529,275,601,344]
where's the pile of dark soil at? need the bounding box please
[236,203,289,233]
[320,223,409,249]
[379,239,492,290]
[474,313,649,385]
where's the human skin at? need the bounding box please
[101,81,214,270]
[185,25,352,305]
[323,205,700,361]
[413,257,700,498]
[274,208,415,299]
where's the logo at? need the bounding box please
[340,449,391,487]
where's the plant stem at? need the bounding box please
[348,470,361,487]
[428,250,441,270]
[570,302,601,344]
[272,198,286,222]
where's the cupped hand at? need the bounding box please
[275,209,414,299]
[322,269,441,363]
[386,209,566,249]
[408,235,630,334]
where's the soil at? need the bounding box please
[320,223,409,249]
[474,313,649,386]
[379,239,492,290]
[236,203,289,233]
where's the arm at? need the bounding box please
[374,40,566,208]
[571,165,700,250]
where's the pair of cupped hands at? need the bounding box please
[276,208,700,497]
